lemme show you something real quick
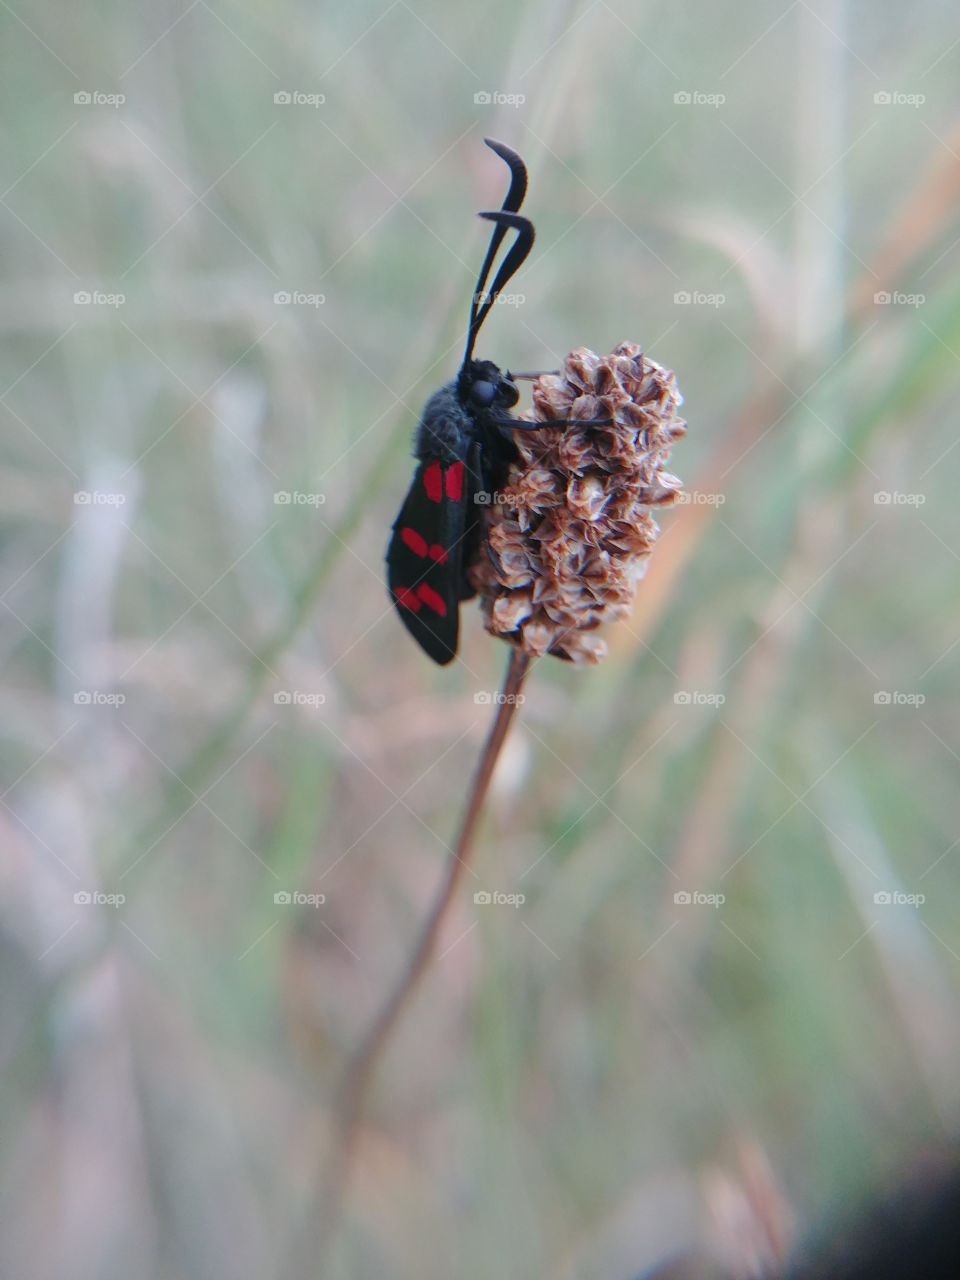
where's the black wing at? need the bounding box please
[386,453,479,665]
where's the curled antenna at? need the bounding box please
[461,139,535,372]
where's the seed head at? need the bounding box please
[469,342,686,663]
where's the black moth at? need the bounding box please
[386,138,608,665]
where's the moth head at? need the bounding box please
[462,360,519,410]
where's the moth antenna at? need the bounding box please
[469,211,534,346]
[462,140,531,371]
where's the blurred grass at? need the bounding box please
[2,0,960,1277]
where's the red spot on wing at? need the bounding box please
[428,544,448,563]
[401,526,428,557]
[445,462,465,502]
[394,587,422,613]
[417,584,447,617]
[423,462,443,504]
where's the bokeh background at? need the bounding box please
[2,0,959,1276]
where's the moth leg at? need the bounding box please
[493,410,613,436]
[457,440,485,600]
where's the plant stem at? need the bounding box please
[294,647,533,1274]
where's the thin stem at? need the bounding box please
[290,647,533,1275]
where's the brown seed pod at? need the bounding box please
[468,342,686,664]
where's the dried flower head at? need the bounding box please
[468,342,686,664]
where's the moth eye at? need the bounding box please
[470,379,496,407]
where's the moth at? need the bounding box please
[386,138,608,665]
